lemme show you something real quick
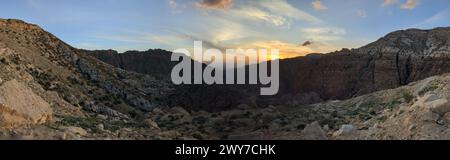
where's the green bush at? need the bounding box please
[402,92,414,103]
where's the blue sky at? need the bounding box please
[1,0,450,58]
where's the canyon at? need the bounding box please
[2,18,450,139]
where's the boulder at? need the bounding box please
[426,98,450,115]
[63,126,88,136]
[301,121,327,140]
[143,119,160,129]
[421,111,440,122]
[333,124,355,137]
[423,93,440,103]
[96,124,105,131]
[0,79,53,127]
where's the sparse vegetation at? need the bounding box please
[419,85,439,96]
[402,91,414,103]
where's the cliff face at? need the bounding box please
[88,27,450,109]
[279,28,450,101]
[85,49,176,76]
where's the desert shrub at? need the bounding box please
[402,91,414,103]
[419,85,438,96]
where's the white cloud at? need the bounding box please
[230,7,286,26]
[301,27,346,35]
[301,27,346,41]
[356,10,367,18]
[167,0,186,13]
[258,0,322,24]
[413,8,450,28]
[312,0,328,11]
[401,0,419,10]
[214,0,322,27]
[382,0,398,6]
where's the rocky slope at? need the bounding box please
[116,73,450,140]
[0,19,175,139]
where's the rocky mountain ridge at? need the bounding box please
[89,27,450,110]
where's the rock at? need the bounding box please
[333,124,354,137]
[423,93,440,103]
[408,124,416,131]
[143,119,159,129]
[444,112,450,123]
[63,126,87,136]
[192,132,207,140]
[159,130,181,139]
[422,111,440,122]
[426,98,450,115]
[0,79,53,127]
[323,125,330,131]
[96,114,108,120]
[301,121,327,140]
[96,124,105,131]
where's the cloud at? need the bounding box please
[356,9,367,18]
[167,0,181,13]
[312,0,327,11]
[241,40,315,59]
[213,0,321,27]
[382,0,398,6]
[230,7,286,26]
[196,0,232,10]
[401,0,419,10]
[412,8,450,28]
[301,27,346,41]
[301,41,313,46]
[301,27,346,35]
[167,0,177,8]
[258,0,322,24]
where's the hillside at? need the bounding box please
[0,19,175,139]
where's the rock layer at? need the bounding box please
[0,79,52,127]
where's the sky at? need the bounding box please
[1,0,450,59]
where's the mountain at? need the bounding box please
[279,27,450,100]
[0,19,176,139]
[89,27,450,110]
[85,49,176,77]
